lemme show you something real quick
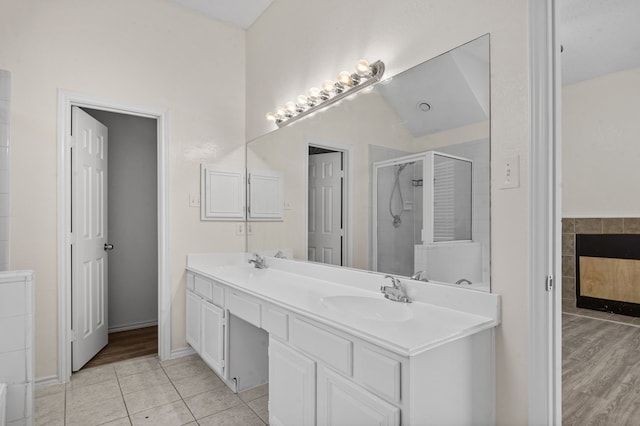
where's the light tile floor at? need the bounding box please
[35,354,268,426]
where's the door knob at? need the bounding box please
[104,243,114,251]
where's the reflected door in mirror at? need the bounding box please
[308,151,343,265]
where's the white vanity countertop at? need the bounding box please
[187,253,500,357]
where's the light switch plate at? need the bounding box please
[189,193,200,207]
[500,155,520,189]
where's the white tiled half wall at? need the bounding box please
[0,70,10,271]
[0,271,34,426]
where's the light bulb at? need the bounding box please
[355,59,371,76]
[322,80,336,93]
[265,112,277,122]
[296,94,309,107]
[308,87,321,100]
[337,71,352,86]
[276,107,287,118]
[285,101,297,114]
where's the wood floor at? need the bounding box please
[82,326,157,370]
[563,313,640,425]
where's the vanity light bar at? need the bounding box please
[266,59,385,128]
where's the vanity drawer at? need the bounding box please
[262,305,289,341]
[194,275,224,307]
[354,345,402,403]
[291,318,352,376]
[228,291,261,328]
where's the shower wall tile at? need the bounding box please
[0,123,8,147]
[0,71,10,101]
[0,190,7,216]
[0,170,8,193]
[0,217,8,240]
[0,146,8,170]
[0,100,9,124]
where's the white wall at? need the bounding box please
[562,67,640,217]
[0,0,246,378]
[84,109,158,332]
[247,1,532,424]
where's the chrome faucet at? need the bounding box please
[248,253,267,269]
[380,275,412,303]
[410,270,428,282]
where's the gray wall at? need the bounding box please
[84,108,158,332]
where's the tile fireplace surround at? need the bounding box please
[563,218,640,323]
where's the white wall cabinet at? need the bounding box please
[269,337,316,426]
[201,165,246,221]
[247,170,284,221]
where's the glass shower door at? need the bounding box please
[374,157,424,276]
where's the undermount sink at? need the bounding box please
[320,295,414,322]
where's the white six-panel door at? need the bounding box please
[308,152,342,265]
[72,107,109,371]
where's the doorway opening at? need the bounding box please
[78,107,158,370]
[307,143,351,267]
[58,91,170,382]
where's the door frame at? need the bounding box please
[528,0,562,423]
[57,90,170,382]
[306,141,353,267]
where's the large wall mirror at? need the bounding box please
[246,34,491,292]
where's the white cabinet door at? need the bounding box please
[248,170,284,220]
[201,165,246,220]
[269,337,316,426]
[201,301,225,376]
[185,291,201,353]
[317,366,400,426]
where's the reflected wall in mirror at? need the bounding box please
[247,34,490,291]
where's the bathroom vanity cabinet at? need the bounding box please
[185,274,226,379]
[186,253,500,425]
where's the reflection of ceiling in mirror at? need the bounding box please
[376,36,489,138]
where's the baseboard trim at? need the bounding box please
[169,346,196,360]
[108,320,158,333]
[35,375,62,386]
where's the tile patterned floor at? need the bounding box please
[35,354,268,426]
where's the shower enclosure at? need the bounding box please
[373,151,472,277]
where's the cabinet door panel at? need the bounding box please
[318,366,400,426]
[185,291,201,353]
[201,301,225,376]
[269,337,316,426]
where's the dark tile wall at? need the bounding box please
[562,217,640,306]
